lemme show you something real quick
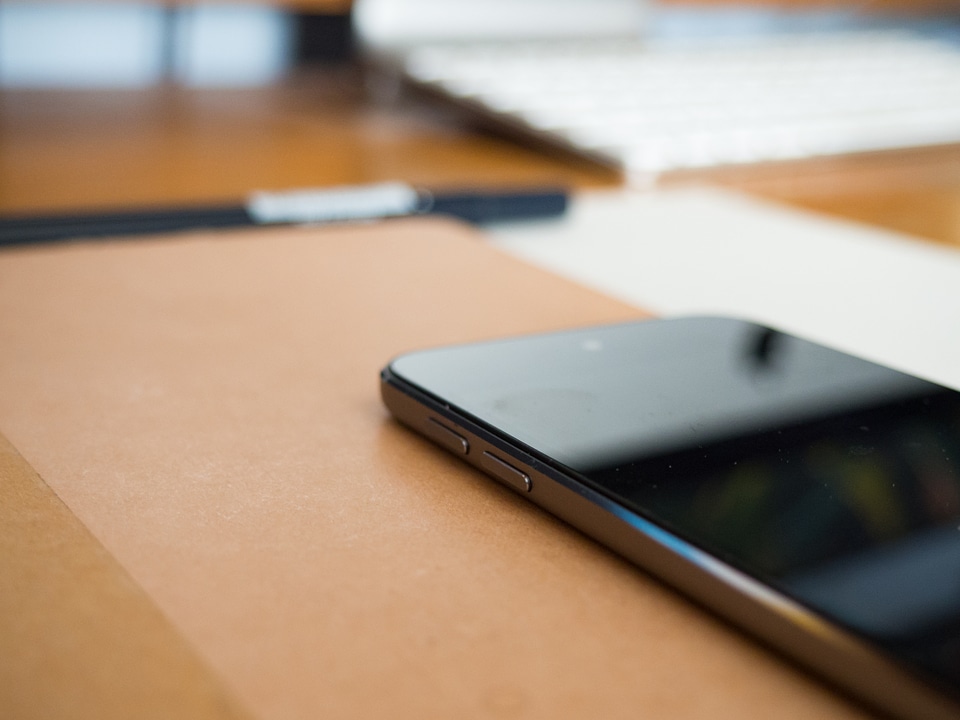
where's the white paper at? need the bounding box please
[488,187,960,390]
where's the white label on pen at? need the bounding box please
[246,182,420,224]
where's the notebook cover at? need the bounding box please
[0,218,868,719]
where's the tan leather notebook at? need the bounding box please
[0,219,869,719]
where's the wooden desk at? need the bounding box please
[2,66,957,720]
[3,67,959,248]
[0,69,617,214]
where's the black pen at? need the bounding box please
[0,182,568,246]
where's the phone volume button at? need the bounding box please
[425,417,470,455]
[480,451,532,493]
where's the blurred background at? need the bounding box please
[1,1,956,88]
[0,2,350,87]
[3,0,960,247]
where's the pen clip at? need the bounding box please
[246,182,420,225]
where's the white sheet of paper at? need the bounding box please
[488,187,960,390]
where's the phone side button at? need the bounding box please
[426,417,470,455]
[480,451,532,493]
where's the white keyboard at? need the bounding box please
[402,32,960,176]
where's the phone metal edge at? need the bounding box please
[381,367,960,720]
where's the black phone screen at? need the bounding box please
[390,317,960,696]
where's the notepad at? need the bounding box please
[0,217,867,720]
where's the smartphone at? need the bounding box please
[381,316,960,720]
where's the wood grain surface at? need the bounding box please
[3,67,958,246]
